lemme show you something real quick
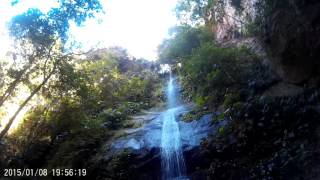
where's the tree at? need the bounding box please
[157,25,213,64]
[0,0,103,140]
[175,0,247,37]
[175,0,226,27]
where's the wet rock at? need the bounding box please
[184,147,211,175]
[111,105,219,152]
[263,82,304,97]
[100,104,228,179]
[189,169,209,180]
[180,114,227,151]
[262,1,320,84]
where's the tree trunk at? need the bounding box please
[0,63,56,140]
[0,61,34,107]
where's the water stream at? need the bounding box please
[161,74,187,180]
[111,72,223,179]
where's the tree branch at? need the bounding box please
[0,60,58,140]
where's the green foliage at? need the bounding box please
[180,42,258,106]
[158,25,213,64]
[206,91,320,179]
[195,95,208,106]
[158,24,260,107]
[218,126,225,134]
[3,48,163,170]
[105,150,133,179]
[117,77,147,102]
[50,100,86,136]
[223,93,240,108]
[10,0,102,44]
[0,0,104,140]
[180,106,212,122]
[1,0,164,174]
[9,106,51,155]
[212,112,225,123]
[98,108,125,129]
[175,0,226,25]
[47,129,104,169]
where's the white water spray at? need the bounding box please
[161,72,187,180]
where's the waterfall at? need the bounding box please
[161,73,187,180]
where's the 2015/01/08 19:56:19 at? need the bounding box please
[52,169,87,176]
[3,168,87,177]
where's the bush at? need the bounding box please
[180,43,260,107]
[158,25,213,64]
[223,93,240,108]
[1,48,164,172]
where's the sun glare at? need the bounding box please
[0,87,31,134]
[1,0,178,60]
[0,0,179,134]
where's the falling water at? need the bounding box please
[161,73,187,180]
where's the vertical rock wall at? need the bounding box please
[215,0,256,41]
[215,0,320,85]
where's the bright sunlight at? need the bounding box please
[0,0,178,134]
[0,0,178,60]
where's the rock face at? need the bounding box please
[215,0,320,85]
[110,105,217,153]
[262,0,320,84]
[215,0,257,41]
[180,114,227,151]
[98,105,226,179]
[263,82,304,97]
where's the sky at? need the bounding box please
[0,0,178,60]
